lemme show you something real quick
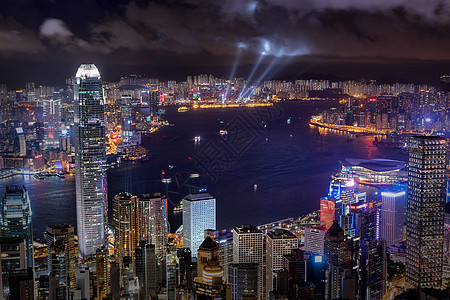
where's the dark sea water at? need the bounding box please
[0,102,408,238]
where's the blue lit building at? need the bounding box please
[183,193,216,257]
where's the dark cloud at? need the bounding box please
[0,0,449,85]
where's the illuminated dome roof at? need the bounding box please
[76,64,101,79]
[202,264,223,284]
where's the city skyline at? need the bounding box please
[0,0,450,298]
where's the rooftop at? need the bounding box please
[184,193,215,202]
[76,64,101,79]
[267,228,297,239]
[234,224,262,234]
[340,158,405,172]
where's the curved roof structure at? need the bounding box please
[340,158,405,172]
[76,64,101,79]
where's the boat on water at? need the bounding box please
[34,174,45,180]
[174,201,183,213]
[178,106,189,113]
[219,130,227,136]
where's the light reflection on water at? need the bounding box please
[0,102,408,237]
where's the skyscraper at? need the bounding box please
[112,193,137,265]
[233,225,263,300]
[45,224,76,292]
[135,241,158,299]
[96,246,110,299]
[266,229,298,297]
[228,263,258,300]
[380,190,406,247]
[1,186,33,269]
[74,63,107,258]
[320,197,335,230]
[304,226,326,255]
[406,136,447,289]
[323,220,353,299]
[183,193,216,257]
[148,193,168,258]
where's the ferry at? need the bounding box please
[34,174,45,180]
[219,130,227,136]
[178,106,189,113]
[174,201,183,213]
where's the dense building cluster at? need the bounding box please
[0,65,449,299]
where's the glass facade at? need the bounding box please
[74,64,107,258]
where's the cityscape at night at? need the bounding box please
[1,1,450,299]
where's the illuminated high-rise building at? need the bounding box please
[112,193,137,265]
[266,229,298,297]
[406,136,447,289]
[148,193,168,258]
[380,190,406,247]
[304,226,326,255]
[320,197,336,229]
[96,246,110,299]
[1,186,34,269]
[183,193,216,257]
[149,89,160,123]
[74,63,107,258]
[45,224,76,292]
[120,94,133,147]
[233,225,263,300]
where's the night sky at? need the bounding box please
[1,0,450,87]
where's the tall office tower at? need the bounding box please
[75,265,90,300]
[0,186,33,268]
[359,239,387,300]
[96,246,110,299]
[135,242,158,299]
[48,241,69,299]
[122,256,139,298]
[148,193,168,258]
[266,229,298,297]
[120,94,133,147]
[166,253,179,300]
[229,263,258,300]
[406,136,447,289]
[304,226,326,255]
[347,201,377,240]
[42,98,62,148]
[324,220,353,300]
[197,237,219,279]
[183,193,216,257]
[177,248,196,292]
[217,229,233,280]
[14,127,26,156]
[282,249,306,284]
[74,63,107,258]
[0,237,30,298]
[149,89,160,123]
[45,224,76,291]
[320,197,336,229]
[380,190,406,247]
[233,225,263,300]
[112,193,137,265]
